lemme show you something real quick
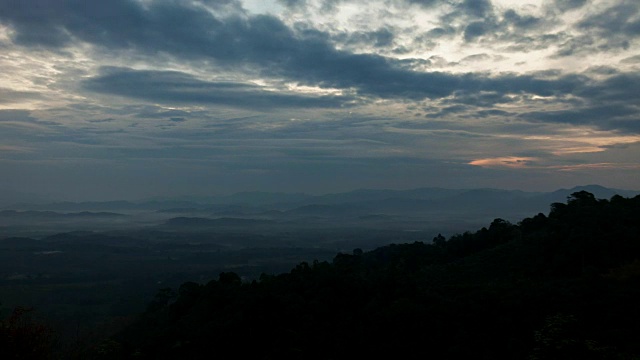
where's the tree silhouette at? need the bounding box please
[0,306,55,360]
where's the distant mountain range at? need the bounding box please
[4,185,637,214]
[0,210,125,219]
[2,185,638,238]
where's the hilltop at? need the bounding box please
[82,191,640,359]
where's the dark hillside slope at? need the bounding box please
[97,191,640,360]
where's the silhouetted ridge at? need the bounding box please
[92,192,640,359]
[163,217,274,227]
[0,210,125,218]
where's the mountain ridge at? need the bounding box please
[4,184,637,211]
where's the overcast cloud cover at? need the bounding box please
[0,0,639,200]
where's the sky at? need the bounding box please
[0,0,639,201]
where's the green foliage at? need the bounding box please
[96,192,640,359]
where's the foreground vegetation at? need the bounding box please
[3,191,640,359]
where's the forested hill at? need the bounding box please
[96,191,640,359]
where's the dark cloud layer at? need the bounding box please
[458,0,493,18]
[0,0,590,103]
[84,64,591,111]
[83,67,352,109]
[550,1,640,56]
[523,73,640,132]
[0,87,44,104]
[554,0,588,12]
[1,1,637,124]
[578,1,640,38]
[523,104,639,131]
[1,0,640,198]
[2,0,628,132]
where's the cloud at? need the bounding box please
[459,53,491,63]
[133,108,196,119]
[0,0,143,48]
[424,26,457,39]
[426,105,470,118]
[0,145,32,153]
[511,71,640,133]
[620,54,640,64]
[83,67,353,110]
[336,27,396,48]
[575,73,640,103]
[469,156,538,169]
[553,0,588,12]
[2,0,640,196]
[452,4,549,44]
[475,109,512,118]
[0,109,40,123]
[458,0,493,18]
[464,21,493,41]
[277,0,307,8]
[0,87,44,103]
[501,9,541,30]
[523,104,639,132]
[552,1,639,56]
[281,52,586,101]
[444,90,519,107]
[405,0,444,7]
[0,0,589,103]
[578,1,640,38]
[86,118,116,123]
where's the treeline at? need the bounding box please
[6,191,640,359]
